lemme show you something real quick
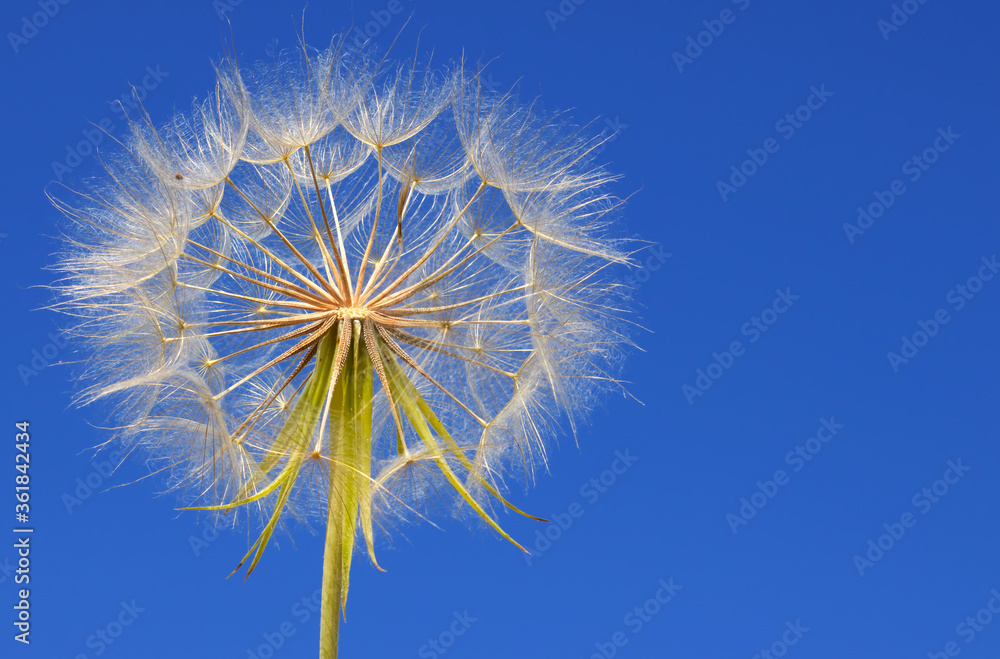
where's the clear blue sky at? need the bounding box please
[3,0,1000,657]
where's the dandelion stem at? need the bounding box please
[320,319,374,659]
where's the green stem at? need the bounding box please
[319,491,345,659]
[320,320,373,659]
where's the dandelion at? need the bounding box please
[50,32,634,658]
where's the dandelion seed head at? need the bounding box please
[51,34,636,578]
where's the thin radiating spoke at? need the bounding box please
[372,220,520,309]
[230,346,317,445]
[303,145,356,299]
[382,285,528,317]
[215,316,338,399]
[175,281,322,311]
[223,177,344,303]
[208,209,339,303]
[364,180,486,307]
[385,327,517,379]
[180,251,328,307]
[376,325,488,427]
[353,147,385,295]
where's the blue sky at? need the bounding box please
[3,0,1000,657]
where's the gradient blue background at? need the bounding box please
[3,1,1000,657]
